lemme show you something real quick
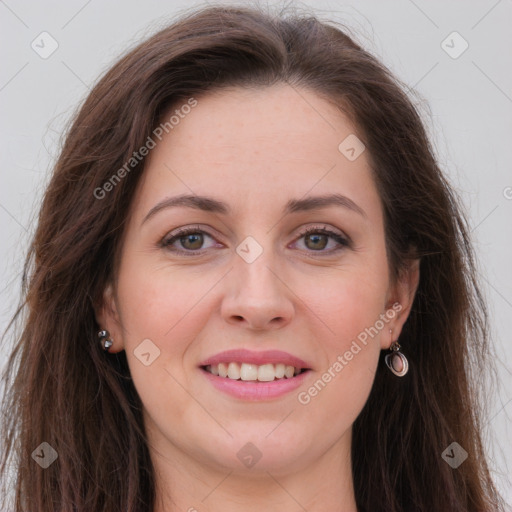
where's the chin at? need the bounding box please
[200,429,314,475]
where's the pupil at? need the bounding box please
[181,233,203,250]
[306,233,327,250]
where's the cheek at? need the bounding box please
[295,281,384,433]
[114,262,215,428]
[297,257,389,354]
[297,344,379,440]
[116,252,217,343]
[292,259,387,423]
[113,254,219,398]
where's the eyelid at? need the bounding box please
[289,225,351,252]
[160,223,351,255]
[160,224,220,252]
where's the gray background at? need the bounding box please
[1,0,511,505]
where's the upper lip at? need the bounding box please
[199,349,311,369]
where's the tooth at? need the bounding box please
[240,363,258,381]
[227,362,241,380]
[275,363,285,379]
[218,362,228,378]
[284,365,294,378]
[211,362,303,380]
[258,364,276,382]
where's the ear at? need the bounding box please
[381,258,420,350]
[94,283,124,353]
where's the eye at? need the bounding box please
[293,225,350,253]
[160,224,350,256]
[161,225,219,254]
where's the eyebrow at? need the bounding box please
[141,192,366,225]
[142,195,230,225]
[285,193,366,218]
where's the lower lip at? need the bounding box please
[200,368,311,401]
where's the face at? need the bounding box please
[98,84,417,477]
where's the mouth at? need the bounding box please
[201,362,310,382]
[198,349,313,400]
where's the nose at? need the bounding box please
[221,252,295,331]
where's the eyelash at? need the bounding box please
[160,224,350,256]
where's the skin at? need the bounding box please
[96,84,419,512]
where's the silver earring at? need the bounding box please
[98,329,113,352]
[385,339,409,377]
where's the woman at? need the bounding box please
[0,4,505,511]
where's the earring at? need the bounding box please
[98,329,113,352]
[385,332,409,377]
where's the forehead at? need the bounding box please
[132,84,380,222]
[160,84,354,164]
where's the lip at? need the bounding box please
[199,349,312,369]
[201,367,311,401]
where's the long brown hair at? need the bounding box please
[0,4,505,511]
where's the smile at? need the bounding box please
[202,362,308,381]
[199,348,312,400]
